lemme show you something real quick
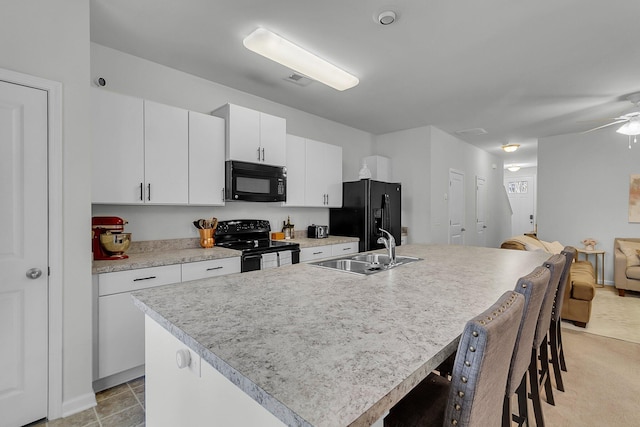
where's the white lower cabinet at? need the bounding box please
[94,258,240,390]
[331,242,359,256]
[181,257,241,282]
[299,245,333,262]
[145,316,285,427]
[98,292,146,379]
[96,265,181,385]
[300,242,360,262]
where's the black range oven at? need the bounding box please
[214,219,300,272]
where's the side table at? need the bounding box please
[576,248,605,287]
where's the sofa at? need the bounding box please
[501,235,596,327]
[614,238,640,296]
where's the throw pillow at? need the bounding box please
[618,240,640,268]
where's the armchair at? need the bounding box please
[614,238,640,296]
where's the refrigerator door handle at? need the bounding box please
[382,194,391,232]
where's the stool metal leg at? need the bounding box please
[528,349,546,427]
[549,320,566,392]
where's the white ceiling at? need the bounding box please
[90,0,640,168]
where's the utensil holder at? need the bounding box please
[198,228,215,248]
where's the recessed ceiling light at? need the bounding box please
[502,144,520,153]
[243,28,359,91]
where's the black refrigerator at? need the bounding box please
[329,179,401,253]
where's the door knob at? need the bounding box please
[26,268,42,279]
[176,349,192,369]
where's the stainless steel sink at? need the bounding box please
[310,253,421,275]
[351,253,392,264]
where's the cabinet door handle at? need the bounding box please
[313,251,324,255]
[261,147,265,161]
[326,194,329,205]
[206,266,223,271]
[147,183,151,201]
[133,276,157,282]
[139,182,143,201]
[342,247,351,251]
[257,147,261,161]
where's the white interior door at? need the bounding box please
[449,170,465,244]
[505,175,535,236]
[475,176,487,246]
[0,80,49,426]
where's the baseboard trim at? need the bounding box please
[61,392,97,419]
[92,365,146,393]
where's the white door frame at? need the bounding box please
[0,68,64,419]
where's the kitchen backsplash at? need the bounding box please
[91,203,329,242]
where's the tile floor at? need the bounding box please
[27,377,145,427]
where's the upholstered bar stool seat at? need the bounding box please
[385,291,524,427]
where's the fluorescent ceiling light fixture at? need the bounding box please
[506,165,521,172]
[501,143,520,153]
[243,28,359,91]
[616,117,640,136]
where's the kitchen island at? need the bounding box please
[132,244,550,427]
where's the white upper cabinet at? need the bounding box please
[304,138,342,207]
[144,100,189,204]
[212,103,286,166]
[259,111,287,166]
[188,111,225,205]
[92,88,145,204]
[283,134,306,206]
[92,89,223,206]
[323,142,343,207]
[284,135,343,208]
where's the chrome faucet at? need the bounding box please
[377,228,396,265]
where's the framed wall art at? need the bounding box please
[629,174,640,222]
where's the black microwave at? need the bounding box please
[225,161,287,202]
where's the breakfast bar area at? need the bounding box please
[132,244,549,427]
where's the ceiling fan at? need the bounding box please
[583,92,640,135]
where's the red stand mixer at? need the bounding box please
[92,216,131,260]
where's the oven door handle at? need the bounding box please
[243,254,263,261]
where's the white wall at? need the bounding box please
[429,127,510,247]
[90,44,374,240]
[374,126,431,244]
[538,129,640,284]
[1,0,94,416]
[374,126,510,248]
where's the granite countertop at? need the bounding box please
[92,236,359,274]
[132,244,549,427]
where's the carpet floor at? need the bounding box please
[532,286,640,426]
[562,286,640,344]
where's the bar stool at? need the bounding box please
[384,291,524,427]
[528,254,566,427]
[502,266,550,427]
[548,246,576,391]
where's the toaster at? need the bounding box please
[308,225,329,239]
